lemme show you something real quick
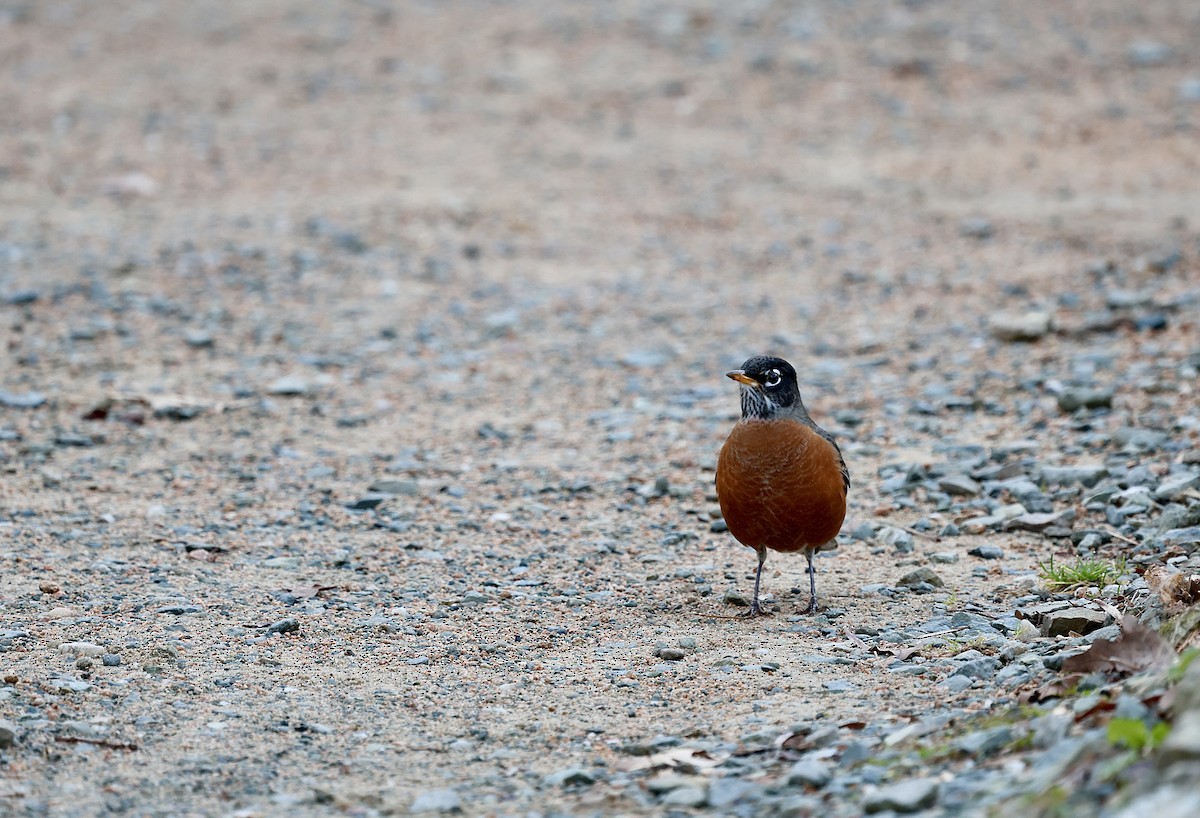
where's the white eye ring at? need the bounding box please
[763,369,782,388]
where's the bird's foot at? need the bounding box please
[802,598,818,615]
[741,600,773,618]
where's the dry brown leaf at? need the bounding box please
[1061,615,1175,676]
[1145,566,1200,610]
[616,747,723,774]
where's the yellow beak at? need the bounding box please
[725,370,759,387]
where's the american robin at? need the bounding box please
[715,356,849,615]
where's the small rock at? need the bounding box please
[929,552,959,564]
[0,719,15,748]
[661,786,707,807]
[367,479,420,496]
[261,556,302,569]
[787,758,833,788]
[543,767,596,787]
[952,657,1001,680]
[1128,39,1173,66]
[1042,607,1107,637]
[656,647,686,661]
[1006,510,1076,533]
[345,494,386,510]
[876,526,914,553]
[960,217,994,240]
[938,474,982,496]
[1158,711,1200,763]
[863,778,939,814]
[268,376,310,396]
[822,679,856,693]
[1155,472,1200,502]
[1056,388,1113,413]
[989,311,1051,341]
[0,391,47,409]
[897,568,944,589]
[955,726,1012,757]
[183,328,215,348]
[1040,464,1109,487]
[266,617,300,635]
[409,788,461,813]
[968,545,1004,560]
[101,654,122,667]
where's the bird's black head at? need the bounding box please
[726,356,802,419]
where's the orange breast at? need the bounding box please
[716,419,847,553]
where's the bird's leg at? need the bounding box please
[747,546,768,617]
[804,549,818,614]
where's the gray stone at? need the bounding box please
[543,767,596,787]
[952,657,1001,680]
[101,654,122,667]
[0,391,47,409]
[960,217,995,240]
[940,675,974,693]
[368,479,420,496]
[1114,426,1168,452]
[1040,464,1109,487]
[1056,388,1113,413]
[1128,39,1173,66]
[955,726,1012,757]
[268,375,310,396]
[708,778,760,809]
[1111,786,1200,818]
[968,545,1004,560]
[661,786,707,807]
[1155,472,1200,501]
[1042,607,1107,637]
[1180,77,1200,103]
[938,474,982,496]
[897,568,944,589]
[863,778,939,814]
[787,758,833,788]
[261,556,302,569]
[0,719,15,748]
[1006,510,1075,532]
[877,526,914,553]
[345,494,386,510]
[266,617,300,635]
[989,311,1050,341]
[656,646,686,661]
[929,552,959,564]
[1161,527,1200,547]
[409,788,461,813]
[776,794,822,817]
[1159,711,1200,764]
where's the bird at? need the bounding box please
[715,356,849,616]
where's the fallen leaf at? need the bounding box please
[1145,566,1200,610]
[1062,615,1175,676]
[616,747,722,774]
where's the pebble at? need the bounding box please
[787,758,833,788]
[1042,607,1106,637]
[968,545,1004,560]
[266,617,300,635]
[989,311,1050,341]
[543,768,596,787]
[862,778,939,814]
[409,788,461,813]
[1040,464,1109,487]
[367,479,420,496]
[939,474,982,496]
[0,719,15,748]
[897,568,944,589]
[268,375,310,396]
[0,390,47,409]
[1056,388,1113,412]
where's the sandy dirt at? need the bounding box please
[1,1,1198,816]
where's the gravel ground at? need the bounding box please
[2,2,1200,817]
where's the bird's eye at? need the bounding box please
[763,369,782,388]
